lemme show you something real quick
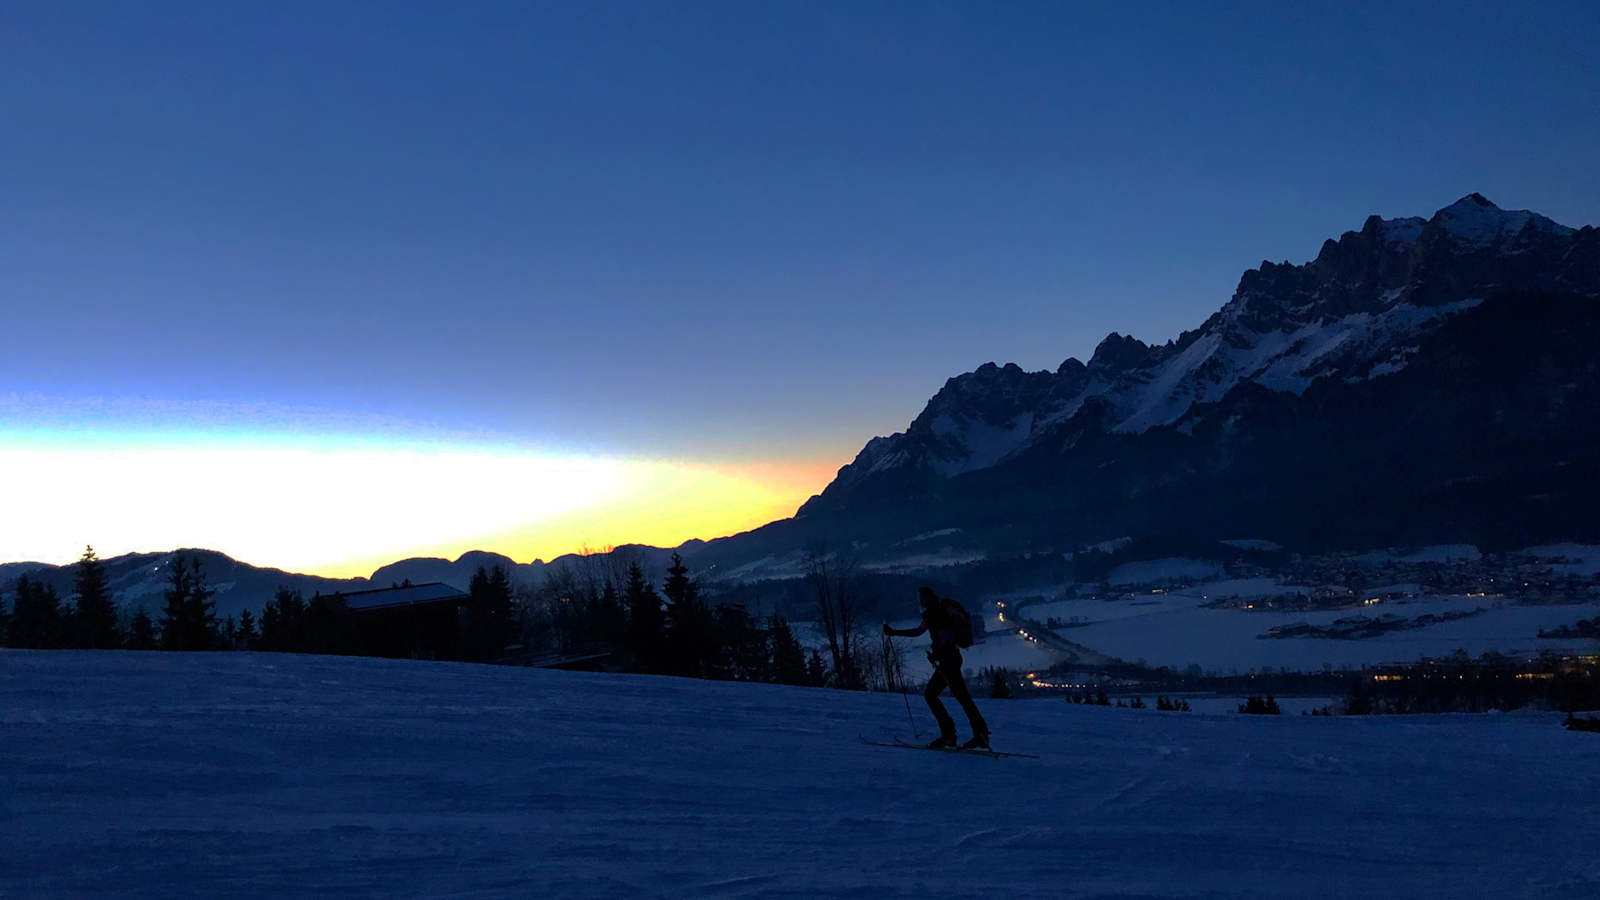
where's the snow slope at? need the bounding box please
[1069,599,1600,672]
[5,652,1598,898]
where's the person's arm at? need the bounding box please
[883,621,927,638]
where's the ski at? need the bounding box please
[858,734,1039,759]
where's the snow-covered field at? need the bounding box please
[5,651,1599,898]
[1066,597,1600,672]
[1526,543,1600,577]
[1003,545,1600,673]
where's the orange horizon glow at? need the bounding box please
[1,435,842,580]
[322,458,842,579]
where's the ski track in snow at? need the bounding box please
[4,651,1598,898]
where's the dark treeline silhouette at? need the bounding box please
[1,544,943,694]
[1238,695,1282,715]
[1,546,183,651]
[1,545,852,688]
[515,551,830,686]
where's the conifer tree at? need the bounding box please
[591,582,627,647]
[158,556,219,650]
[259,588,307,652]
[623,563,664,672]
[662,553,713,677]
[0,588,10,646]
[126,607,157,650]
[464,564,516,660]
[9,575,65,648]
[72,545,120,649]
[805,649,828,686]
[986,667,1014,699]
[187,560,218,649]
[709,603,763,681]
[236,608,259,649]
[158,557,192,649]
[768,614,808,686]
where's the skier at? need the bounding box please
[883,587,990,750]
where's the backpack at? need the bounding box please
[943,598,974,648]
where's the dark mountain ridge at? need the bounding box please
[706,194,1599,572]
[5,195,1596,607]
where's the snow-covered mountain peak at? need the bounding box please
[1364,214,1427,249]
[813,196,1597,496]
[1429,192,1573,250]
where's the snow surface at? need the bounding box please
[1107,300,1480,433]
[5,651,1599,898]
[1069,597,1600,672]
[929,412,1034,476]
[1432,196,1572,250]
[1523,543,1600,577]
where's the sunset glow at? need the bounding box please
[1,434,834,578]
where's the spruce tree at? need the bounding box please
[72,545,120,649]
[661,553,712,677]
[186,560,219,649]
[768,614,808,686]
[260,588,307,652]
[236,608,259,649]
[126,607,157,650]
[464,564,515,660]
[9,575,65,648]
[623,563,664,672]
[805,649,828,686]
[158,557,192,650]
[158,556,219,650]
[592,582,627,647]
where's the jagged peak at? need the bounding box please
[1089,333,1150,372]
[1428,193,1573,248]
[814,194,1596,502]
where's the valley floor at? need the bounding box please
[3,651,1597,898]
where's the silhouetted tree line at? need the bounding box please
[1238,695,1281,715]
[516,551,830,686]
[0,546,216,651]
[0,546,847,687]
[979,666,1013,699]
[1539,616,1600,639]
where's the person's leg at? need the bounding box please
[944,664,990,741]
[923,667,957,741]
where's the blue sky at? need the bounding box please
[3,1,1597,571]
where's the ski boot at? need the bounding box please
[961,733,990,750]
[926,733,957,749]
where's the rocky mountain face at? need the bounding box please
[764,194,1599,563]
[7,196,1595,601]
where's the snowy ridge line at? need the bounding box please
[830,192,1594,484]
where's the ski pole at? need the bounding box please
[883,629,919,738]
